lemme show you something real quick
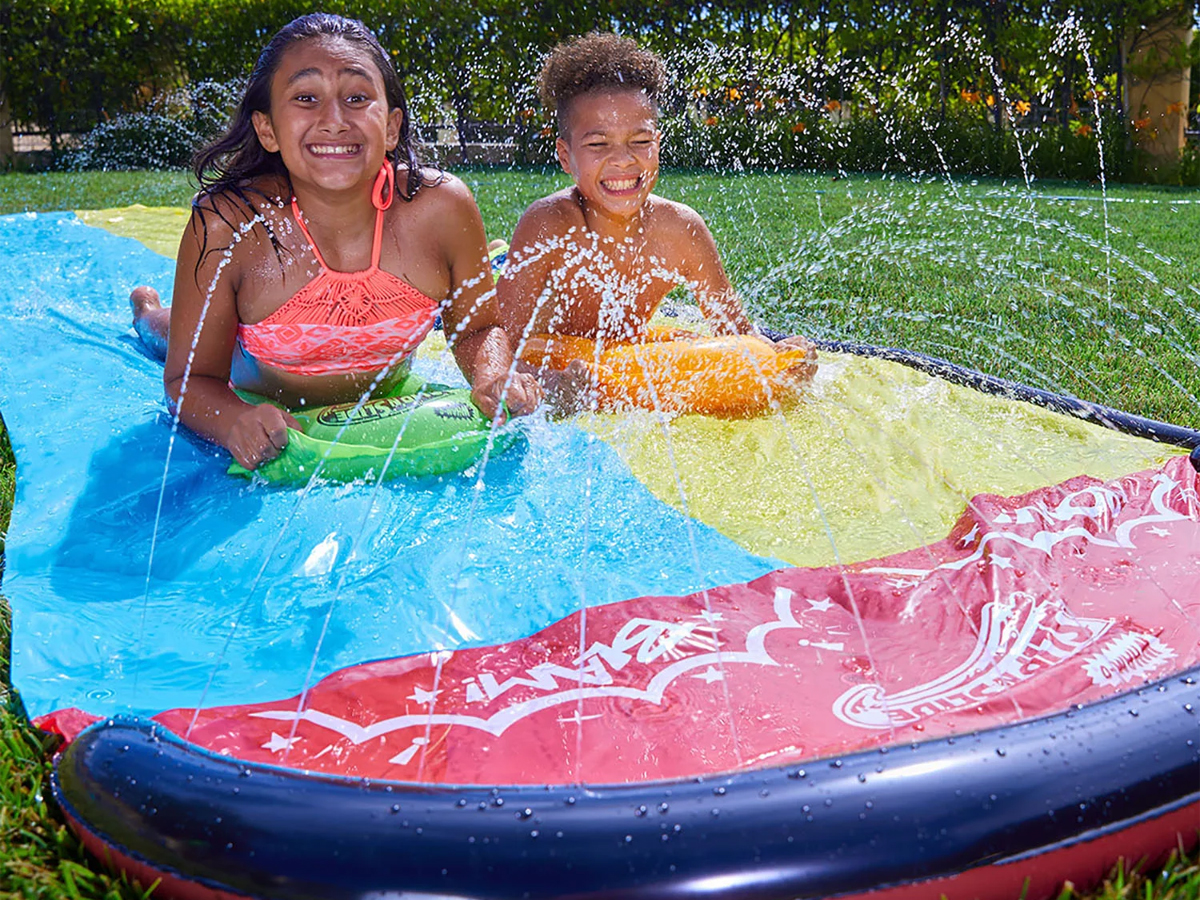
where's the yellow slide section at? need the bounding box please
[582,351,1180,568]
[76,205,190,258]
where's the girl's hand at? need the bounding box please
[227,404,303,470]
[472,372,545,424]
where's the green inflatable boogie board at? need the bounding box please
[228,374,518,485]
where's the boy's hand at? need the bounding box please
[227,404,302,470]
[769,334,818,382]
[472,372,545,423]
[774,334,818,358]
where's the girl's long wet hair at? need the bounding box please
[193,13,433,204]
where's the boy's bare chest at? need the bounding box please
[543,236,688,334]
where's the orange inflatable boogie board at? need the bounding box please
[518,326,812,417]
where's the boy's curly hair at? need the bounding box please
[538,33,667,130]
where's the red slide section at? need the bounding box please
[45,456,1200,787]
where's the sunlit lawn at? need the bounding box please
[1,167,1197,898]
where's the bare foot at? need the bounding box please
[129,285,161,323]
[129,285,169,360]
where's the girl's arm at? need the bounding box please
[494,201,563,345]
[163,205,300,469]
[435,179,544,420]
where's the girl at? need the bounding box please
[131,13,541,471]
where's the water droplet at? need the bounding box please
[996,747,1007,757]
[391,804,401,814]
[713,786,726,796]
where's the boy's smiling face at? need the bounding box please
[556,88,660,226]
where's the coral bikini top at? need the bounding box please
[237,165,439,377]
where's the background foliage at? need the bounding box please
[1,0,1198,180]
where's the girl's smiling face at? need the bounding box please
[252,36,401,197]
[556,88,660,226]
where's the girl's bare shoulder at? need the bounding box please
[187,177,291,258]
[387,170,485,236]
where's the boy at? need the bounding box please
[496,32,816,412]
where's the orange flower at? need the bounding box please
[792,121,806,133]
[824,98,841,112]
[1166,101,1186,115]
[960,89,980,104]
[704,116,719,126]
[1132,117,1151,130]
[1076,123,1093,137]
[520,108,536,120]
[727,87,741,101]
[539,126,553,137]
[753,98,764,110]
[985,94,995,107]
[1014,100,1031,115]
[692,87,709,98]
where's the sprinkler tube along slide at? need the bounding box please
[1,207,1198,899]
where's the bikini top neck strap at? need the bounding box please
[289,194,388,272]
[370,162,395,268]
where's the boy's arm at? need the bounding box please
[675,206,755,335]
[681,206,817,360]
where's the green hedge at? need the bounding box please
[1,0,1195,182]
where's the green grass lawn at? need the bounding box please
[0,168,1197,899]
